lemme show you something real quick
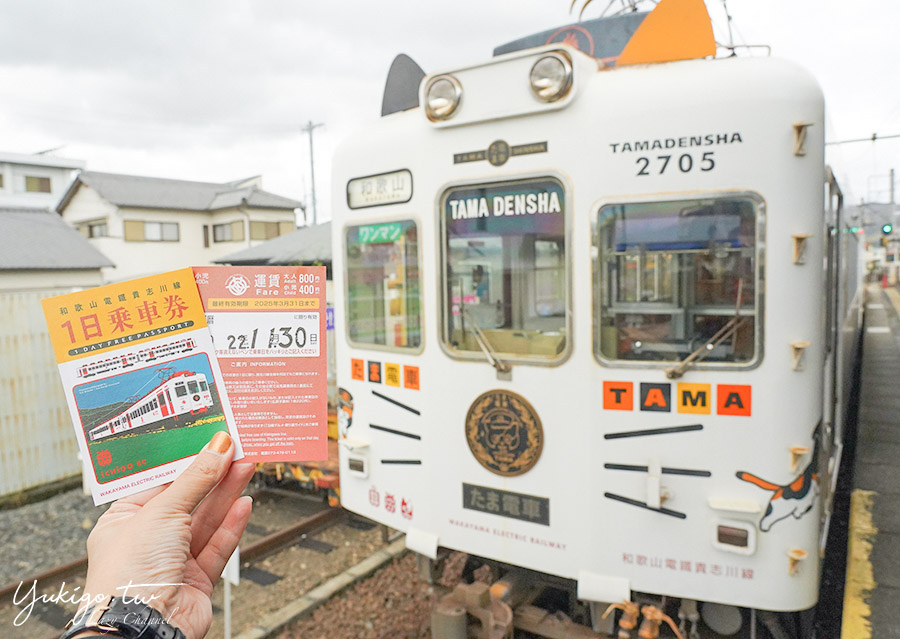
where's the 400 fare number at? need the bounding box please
[635,151,715,176]
[209,312,321,357]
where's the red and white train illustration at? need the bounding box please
[76,338,197,379]
[88,370,213,442]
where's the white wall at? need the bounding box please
[0,157,82,209]
[0,289,82,497]
[62,185,296,281]
[0,269,105,292]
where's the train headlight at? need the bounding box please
[529,52,573,102]
[424,75,462,121]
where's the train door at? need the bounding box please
[196,377,212,406]
[173,380,189,414]
[158,392,169,417]
[819,171,845,544]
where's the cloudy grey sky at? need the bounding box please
[2,1,898,219]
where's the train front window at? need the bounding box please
[441,178,568,362]
[175,384,187,397]
[345,220,421,350]
[188,381,199,393]
[199,380,208,391]
[594,196,762,366]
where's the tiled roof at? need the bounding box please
[0,207,113,270]
[58,171,303,213]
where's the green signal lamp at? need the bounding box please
[883,223,893,235]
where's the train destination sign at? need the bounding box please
[347,169,412,209]
[41,267,244,505]
[358,222,404,244]
[444,178,564,238]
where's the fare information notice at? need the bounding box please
[194,266,328,462]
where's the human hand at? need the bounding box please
[81,431,254,639]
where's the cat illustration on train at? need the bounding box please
[736,429,820,531]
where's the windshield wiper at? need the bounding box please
[665,279,746,379]
[461,307,511,375]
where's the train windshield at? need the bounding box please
[345,220,421,350]
[441,178,568,362]
[595,196,761,365]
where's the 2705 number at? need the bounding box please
[636,151,715,176]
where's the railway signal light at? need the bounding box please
[882,223,893,235]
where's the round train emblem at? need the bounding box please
[487,140,510,166]
[465,390,543,476]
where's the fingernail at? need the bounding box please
[208,431,232,454]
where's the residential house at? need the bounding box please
[215,220,332,274]
[0,206,112,291]
[0,150,85,208]
[0,207,112,498]
[57,171,303,281]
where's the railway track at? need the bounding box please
[0,488,340,607]
[0,488,380,639]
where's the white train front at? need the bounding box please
[332,6,861,635]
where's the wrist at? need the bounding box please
[61,596,184,639]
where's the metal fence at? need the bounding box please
[0,290,81,497]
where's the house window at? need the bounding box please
[80,220,108,238]
[250,221,294,240]
[25,176,51,193]
[123,220,180,242]
[145,222,179,241]
[250,221,278,240]
[213,221,245,242]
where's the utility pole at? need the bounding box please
[891,168,895,205]
[301,120,324,225]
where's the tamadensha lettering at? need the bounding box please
[449,191,562,220]
[609,132,743,154]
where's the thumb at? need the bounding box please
[148,431,234,514]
